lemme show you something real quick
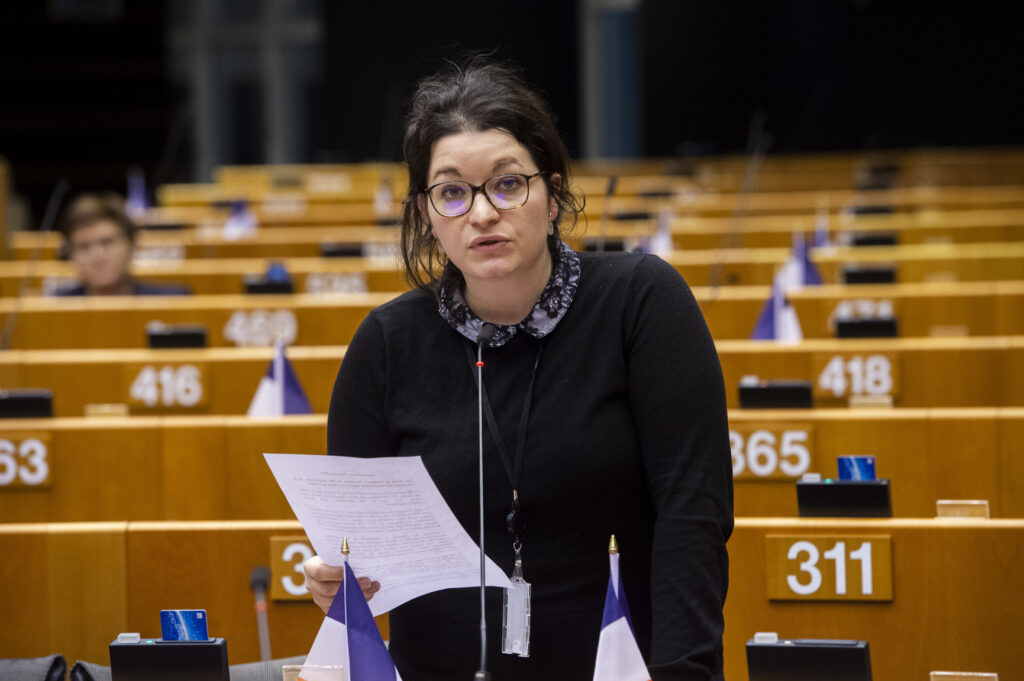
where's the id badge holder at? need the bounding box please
[501,551,531,657]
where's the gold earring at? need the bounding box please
[547,221,555,235]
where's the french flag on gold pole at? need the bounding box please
[304,539,402,681]
[593,536,651,681]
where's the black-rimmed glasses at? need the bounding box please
[424,172,545,218]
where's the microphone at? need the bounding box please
[249,566,273,661]
[474,322,497,681]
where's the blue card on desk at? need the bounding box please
[160,609,210,641]
[837,456,876,481]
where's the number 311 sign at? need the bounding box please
[765,534,893,601]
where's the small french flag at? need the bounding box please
[592,536,651,681]
[304,542,402,680]
[247,342,313,417]
[750,272,803,343]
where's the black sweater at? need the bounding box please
[327,251,733,681]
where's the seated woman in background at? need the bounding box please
[53,193,190,296]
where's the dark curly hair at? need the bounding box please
[400,60,583,293]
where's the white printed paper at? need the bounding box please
[264,453,512,615]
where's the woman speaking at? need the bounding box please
[305,60,733,681]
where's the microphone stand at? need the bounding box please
[474,323,496,681]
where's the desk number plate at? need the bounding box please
[270,536,314,601]
[730,424,815,481]
[813,353,901,404]
[124,362,209,412]
[0,432,52,489]
[766,534,893,601]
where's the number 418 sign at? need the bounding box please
[813,353,900,403]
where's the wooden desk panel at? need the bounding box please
[0,416,324,523]
[1,280,1022,350]
[718,337,1022,408]
[0,521,317,666]
[730,409,1024,518]
[10,206,1024,262]
[2,409,1022,525]
[2,337,1020,421]
[724,518,1024,681]
[157,182,1024,219]
[7,247,1024,310]
[214,154,1024,195]
[0,347,342,416]
[125,521,322,665]
[701,281,1024,340]
[4,518,1021,675]
[0,522,127,664]
[0,294,393,350]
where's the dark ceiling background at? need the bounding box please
[1,0,1021,225]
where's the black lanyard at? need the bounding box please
[463,337,544,546]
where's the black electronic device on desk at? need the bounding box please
[320,243,363,258]
[747,633,872,681]
[109,634,228,681]
[850,232,898,247]
[738,378,813,409]
[836,317,899,338]
[842,265,897,285]
[243,274,295,294]
[146,323,207,348]
[797,478,892,518]
[0,389,54,418]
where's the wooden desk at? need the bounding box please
[207,149,1024,197]
[0,294,395,350]
[2,337,1021,416]
[0,257,409,297]
[10,206,1024,261]
[3,518,1021,677]
[724,517,1024,681]
[0,520,322,666]
[702,281,1024,341]
[718,336,1024,408]
[1,409,1021,523]
[0,346,343,415]
[5,263,1023,343]
[573,149,1024,191]
[1,276,1022,352]
[0,522,129,665]
[0,415,325,522]
[728,408,1024,518]
[156,180,1024,220]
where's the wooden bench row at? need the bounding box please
[1,336,1021,416]
[156,176,1024,220]
[5,237,1024,300]
[2,517,1020,681]
[11,205,1024,260]
[206,149,1024,199]
[0,409,1020,523]
[574,148,1024,191]
[2,282,1022,349]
